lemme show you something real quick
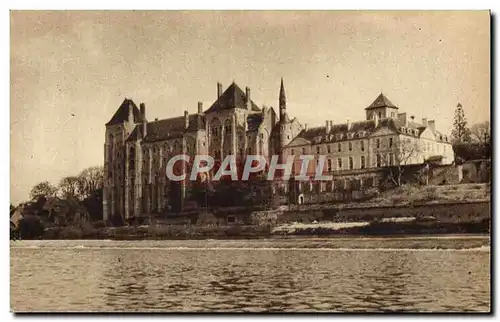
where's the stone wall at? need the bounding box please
[254,201,490,225]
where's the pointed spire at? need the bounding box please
[280,77,286,102]
[279,77,286,122]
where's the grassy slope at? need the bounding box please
[363,183,490,208]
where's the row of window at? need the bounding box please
[314,131,368,143]
[325,155,366,171]
[301,153,397,172]
[291,138,395,155]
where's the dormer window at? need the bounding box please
[336,134,342,141]
[348,133,354,139]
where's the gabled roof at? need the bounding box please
[106,99,145,126]
[365,93,398,110]
[205,82,260,113]
[127,114,206,143]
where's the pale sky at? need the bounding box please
[10,10,490,204]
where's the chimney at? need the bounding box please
[428,120,435,132]
[398,113,407,126]
[304,123,308,131]
[197,101,203,114]
[373,113,379,127]
[325,120,331,133]
[217,82,223,99]
[140,103,146,119]
[142,118,147,138]
[128,101,134,123]
[245,87,251,109]
[422,118,428,126]
[184,110,189,129]
[346,119,352,131]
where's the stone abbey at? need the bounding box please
[103,79,454,220]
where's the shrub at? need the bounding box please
[58,226,83,239]
[92,220,107,229]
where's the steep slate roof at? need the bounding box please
[288,118,412,146]
[205,82,261,113]
[106,99,146,126]
[126,114,206,142]
[365,93,398,110]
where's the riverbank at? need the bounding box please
[35,217,490,240]
[12,184,490,241]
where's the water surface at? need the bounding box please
[10,236,490,312]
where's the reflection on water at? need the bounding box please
[10,237,490,312]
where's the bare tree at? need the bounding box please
[378,137,421,186]
[58,176,80,199]
[76,166,104,200]
[470,121,490,146]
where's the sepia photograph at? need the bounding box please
[9,9,491,313]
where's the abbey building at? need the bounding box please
[103,80,454,220]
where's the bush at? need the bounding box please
[58,227,83,239]
[18,215,45,239]
[92,220,107,229]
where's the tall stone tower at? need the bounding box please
[103,99,144,222]
[278,78,292,159]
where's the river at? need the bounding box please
[10,236,490,312]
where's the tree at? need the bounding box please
[29,181,58,201]
[58,176,80,199]
[380,137,422,186]
[76,166,104,200]
[451,103,472,143]
[76,166,104,220]
[471,121,491,146]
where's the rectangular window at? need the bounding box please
[376,154,382,167]
[338,143,342,152]
[328,159,332,172]
[361,156,366,169]
[376,139,380,149]
[389,137,393,147]
[337,158,343,169]
[327,145,331,153]
[291,149,294,155]
[349,157,354,170]
[389,153,394,166]
[302,147,306,154]
[361,140,365,152]
[316,146,320,154]
[349,142,353,151]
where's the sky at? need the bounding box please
[10,10,490,204]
